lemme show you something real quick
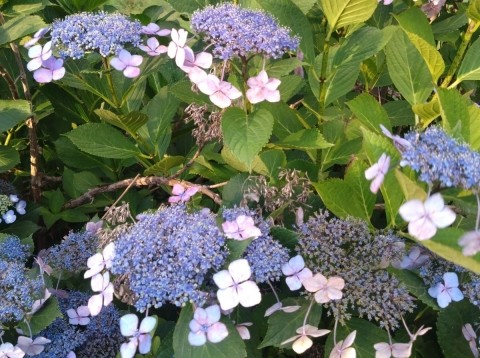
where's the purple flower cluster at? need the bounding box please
[191,4,299,60]
[111,205,228,311]
[0,236,29,262]
[401,126,480,189]
[51,11,142,59]
[222,207,289,283]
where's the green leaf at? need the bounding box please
[43,189,65,214]
[0,100,30,132]
[437,88,470,142]
[259,0,315,62]
[468,104,480,150]
[405,31,445,82]
[278,75,305,102]
[394,169,427,201]
[173,303,246,358]
[252,149,286,179]
[55,0,109,12]
[62,168,101,199]
[388,268,439,310]
[385,27,433,105]
[0,15,45,46]
[467,0,480,22]
[457,36,480,82]
[222,108,274,169]
[347,93,391,134]
[169,80,210,105]
[324,63,360,106]
[20,297,62,335]
[221,173,250,207]
[413,97,441,128]
[55,137,108,170]
[144,156,185,176]
[95,109,148,137]
[421,228,480,274]
[319,0,378,35]
[259,297,322,348]
[165,0,208,13]
[0,145,20,172]
[226,238,253,264]
[437,300,480,358]
[265,58,303,78]
[270,227,298,250]
[274,129,333,150]
[324,318,389,358]
[65,123,141,159]
[395,7,435,45]
[2,0,47,16]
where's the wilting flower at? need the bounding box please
[428,272,464,308]
[197,74,242,108]
[365,153,390,194]
[264,302,300,317]
[282,255,313,291]
[188,305,228,346]
[462,323,478,358]
[222,215,261,241]
[302,273,345,304]
[110,49,143,78]
[213,259,261,311]
[246,70,281,104]
[168,184,199,203]
[399,193,456,241]
[33,57,65,83]
[459,231,480,256]
[282,325,330,354]
[330,331,356,358]
[16,336,51,356]
[120,314,157,358]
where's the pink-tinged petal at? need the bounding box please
[430,207,456,228]
[229,259,252,283]
[138,333,152,354]
[370,173,385,194]
[365,163,380,180]
[205,305,221,325]
[208,322,229,343]
[128,55,143,67]
[213,270,235,289]
[449,287,464,302]
[198,75,220,95]
[314,290,331,304]
[120,340,138,358]
[221,82,242,100]
[195,52,213,68]
[175,47,186,67]
[391,343,412,358]
[217,286,240,310]
[157,29,171,36]
[424,193,445,213]
[246,87,264,104]
[139,316,157,334]
[184,186,199,197]
[189,318,203,332]
[188,331,207,346]
[102,283,114,306]
[463,323,477,341]
[399,200,425,222]
[298,268,313,282]
[241,226,261,240]
[180,47,196,70]
[286,255,305,272]
[292,335,313,354]
[168,195,182,203]
[124,66,141,78]
[303,325,330,337]
[118,49,132,63]
[147,37,160,49]
[87,293,103,316]
[171,183,185,195]
[210,91,232,108]
[265,302,282,316]
[282,261,297,277]
[193,307,208,324]
[327,287,343,300]
[280,305,301,313]
[328,276,345,290]
[265,77,281,89]
[343,331,357,348]
[24,37,40,48]
[408,217,437,240]
[286,276,302,291]
[28,45,42,59]
[110,57,126,71]
[236,325,250,340]
[142,23,160,34]
[264,89,280,102]
[27,57,43,71]
[303,273,327,293]
[188,67,208,84]
[237,280,261,307]
[222,222,241,240]
[437,291,452,308]
[120,314,139,337]
[373,342,392,358]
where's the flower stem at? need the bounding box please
[302,298,315,335]
[475,192,480,231]
[102,57,120,108]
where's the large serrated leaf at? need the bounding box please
[385,28,433,105]
[405,32,445,83]
[172,303,246,358]
[274,129,333,150]
[258,297,322,348]
[413,97,441,128]
[457,36,480,82]
[437,88,470,142]
[20,297,62,336]
[0,145,20,172]
[319,0,378,35]
[0,99,30,132]
[347,93,391,134]
[95,109,148,137]
[222,108,274,169]
[467,0,480,22]
[65,123,141,159]
[0,15,45,46]
[395,7,435,45]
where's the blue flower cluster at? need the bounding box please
[51,11,142,58]
[45,231,98,273]
[191,4,300,60]
[222,207,289,283]
[0,236,42,323]
[37,291,123,358]
[111,205,228,311]
[401,126,480,189]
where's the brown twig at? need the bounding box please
[168,145,203,179]
[63,176,222,209]
[0,12,41,202]
[0,64,19,99]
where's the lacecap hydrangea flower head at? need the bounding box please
[111,204,228,311]
[191,3,300,60]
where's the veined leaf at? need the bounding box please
[467,0,480,22]
[319,0,378,35]
[95,109,148,137]
[0,14,45,46]
[347,93,391,134]
[413,96,441,128]
[65,123,141,159]
[457,36,480,82]
[274,129,333,150]
[395,7,435,45]
[405,31,445,83]
[0,99,30,132]
[0,146,19,172]
[437,88,470,142]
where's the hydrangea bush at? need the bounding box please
[0,0,480,357]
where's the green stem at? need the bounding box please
[240,56,252,113]
[440,20,480,88]
[318,27,333,118]
[102,57,120,108]
[302,298,316,335]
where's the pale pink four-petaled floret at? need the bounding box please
[139,37,168,57]
[168,28,189,67]
[302,273,345,304]
[365,153,390,194]
[120,314,157,358]
[281,255,313,291]
[188,304,229,346]
[197,74,242,108]
[222,215,262,241]
[246,70,281,104]
[168,184,199,203]
[110,49,143,78]
[179,48,212,84]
